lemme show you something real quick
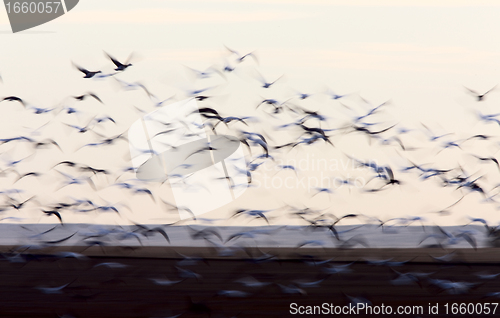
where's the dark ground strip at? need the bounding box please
[0,255,499,317]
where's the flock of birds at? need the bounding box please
[1,46,500,316]
[0,47,499,244]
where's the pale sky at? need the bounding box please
[1,1,500,227]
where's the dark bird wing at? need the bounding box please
[105,52,124,68]
[89,93,103,103]
[42,232,76,244]
[384,166,394,180]
[76,65,90,76]
[146,227,170,243]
